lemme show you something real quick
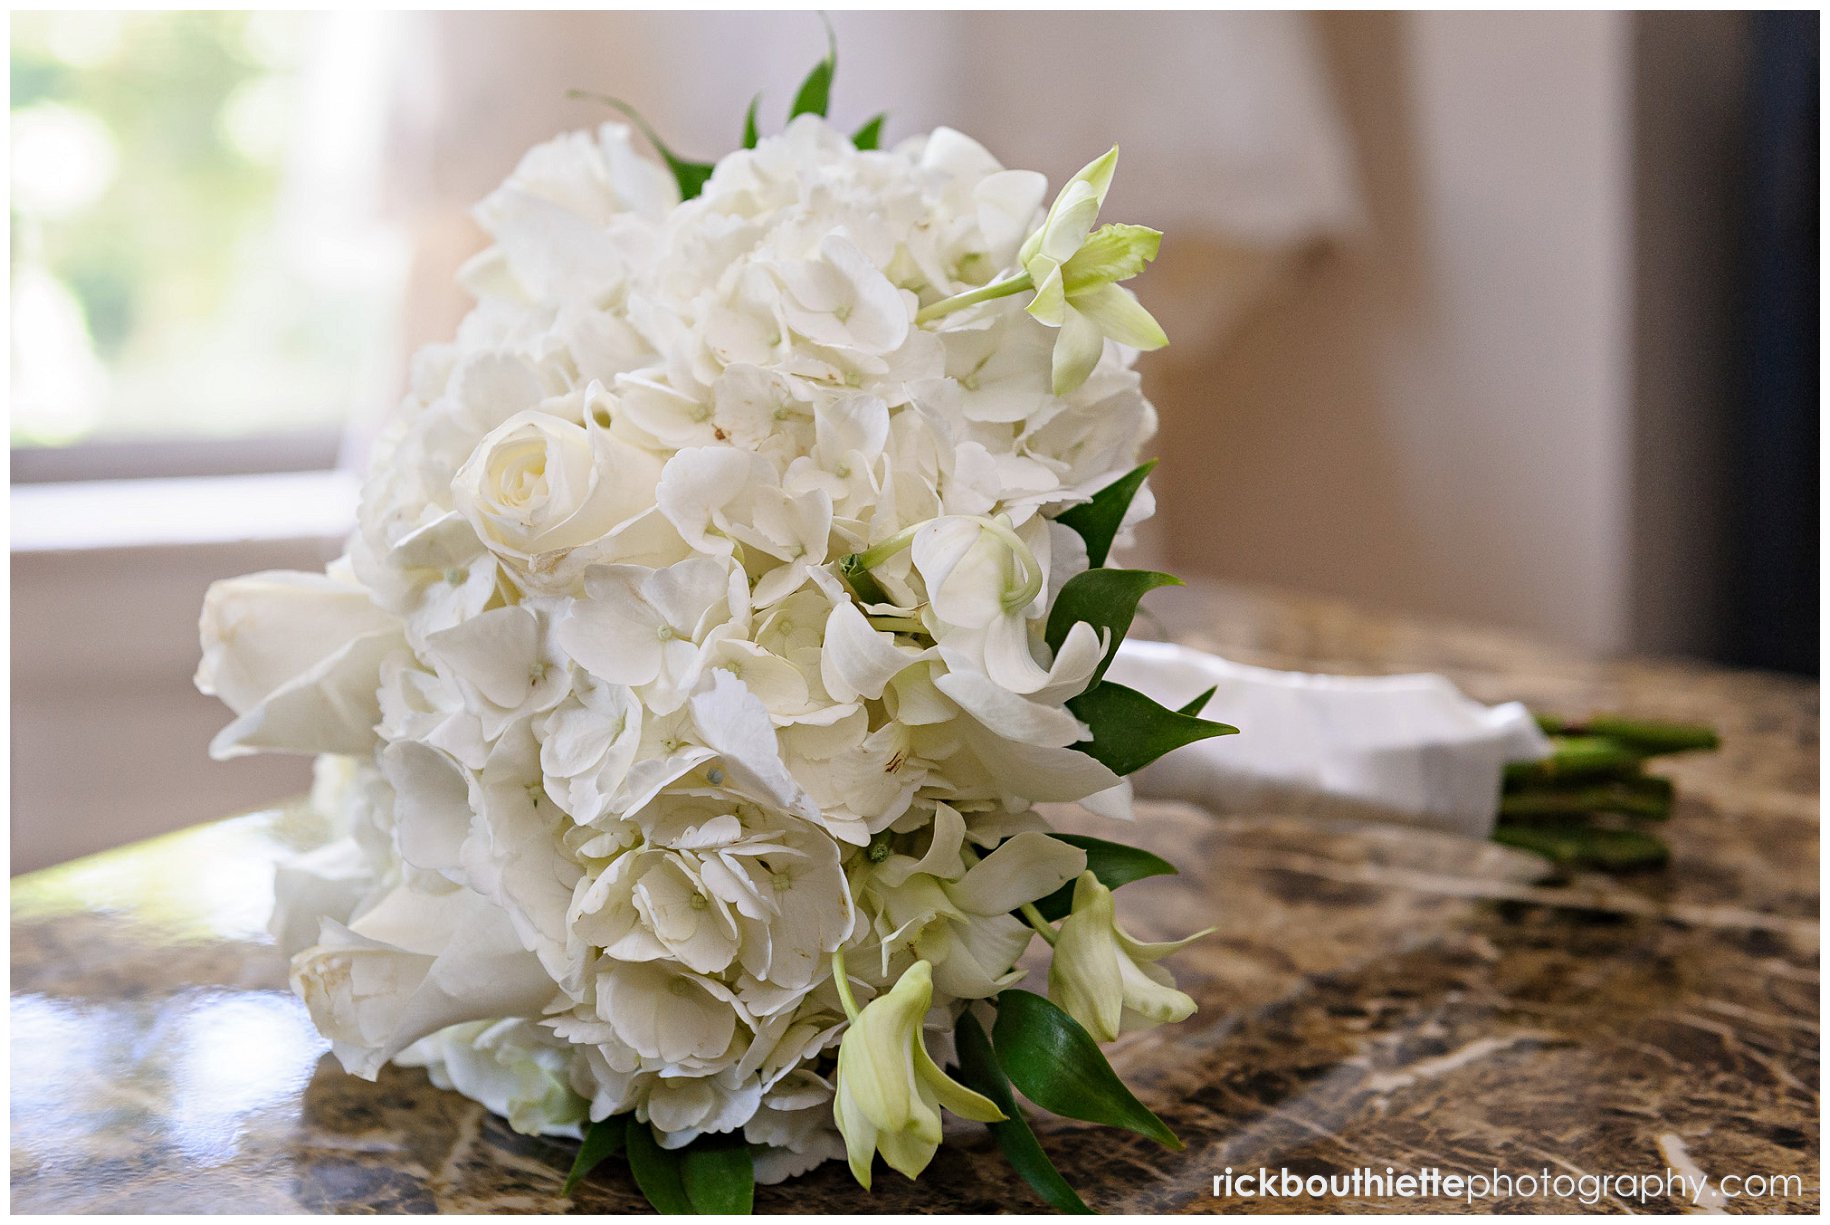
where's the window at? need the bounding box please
[9,10,405,456]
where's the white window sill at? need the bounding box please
[11,469,359,553]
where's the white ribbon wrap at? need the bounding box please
[1108,640,1551,839]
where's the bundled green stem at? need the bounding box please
[1496,713,1720,873]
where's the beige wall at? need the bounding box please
[1148,11,1639,655]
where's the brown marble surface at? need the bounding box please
[11,581,1820,1213]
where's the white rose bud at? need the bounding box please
[290,884,556,1080]
[195,568,402,758]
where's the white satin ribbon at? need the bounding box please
[1107,639,1551,839]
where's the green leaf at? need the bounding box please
[742,93,762,149]
[954,1011,1093,1213]
[1044,568,1180,687]
[563,1116,626,1196]
[669,160,715,203]
[1493,821,1670,871]
[852,113,886,150]
[681,1137,754,1213]
[991,989,1181,1149]
[1067,681,1236,777]
[568,91,714,201]
[624,1117,694,1214]
[1031,833,1177,922]
[838,552,891,607]
[1176,685,1216,717]
[788,14,837,120]
[1055,460,1155,568]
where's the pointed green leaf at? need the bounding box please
[563,1115,626,1196]
[1032,833,1177,922]
[681,1136,754,1213]
[1045,568,1180,687]
[1068,681,1237,777]
[991,989,1181,1149]
[568,90,714,201]
[624,1117,694,1214]
[788,14,837,119]
[954,1011,1093,1213]
[1055,460,1156,568]
[852,113,886,151]
[742,93,762,149]
[668,160,715,203]
[1176,685,1217,717]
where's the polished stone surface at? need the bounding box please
[11,581,1819,1213]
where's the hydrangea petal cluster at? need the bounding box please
[198,114,1190,1186]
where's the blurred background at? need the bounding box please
[10,10,1819,869]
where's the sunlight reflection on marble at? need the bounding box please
[165,991,327,1165]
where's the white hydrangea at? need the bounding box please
[200,115,1172,1183]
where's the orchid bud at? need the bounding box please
[833,959,1004,1187]
[1046,871,1201,1043]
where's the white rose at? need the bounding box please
[451,402,670,585]
[195,567,403,758]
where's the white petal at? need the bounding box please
[946,830,1086,916]
[821,602,922,703]
[689,670,821,823]
[933,668,1087,748]
[656,447,763,553]
[426,606,543,709]
[381,740,473,874]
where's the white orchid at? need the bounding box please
[858,806,1086,999]
[915,146,1167,395]
[1047,871,1205,1043]
[830,959,1003,1186]
[1017,148,1167,394]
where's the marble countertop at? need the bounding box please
[11,581,1819,1213]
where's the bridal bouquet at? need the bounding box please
[199,43,1224,1212]
[198,39,1714,1213]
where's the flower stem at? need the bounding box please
[914,271,1034,325]
[831,948,862,1022]
[855,522,924,570]
[1019,901,1059,946]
